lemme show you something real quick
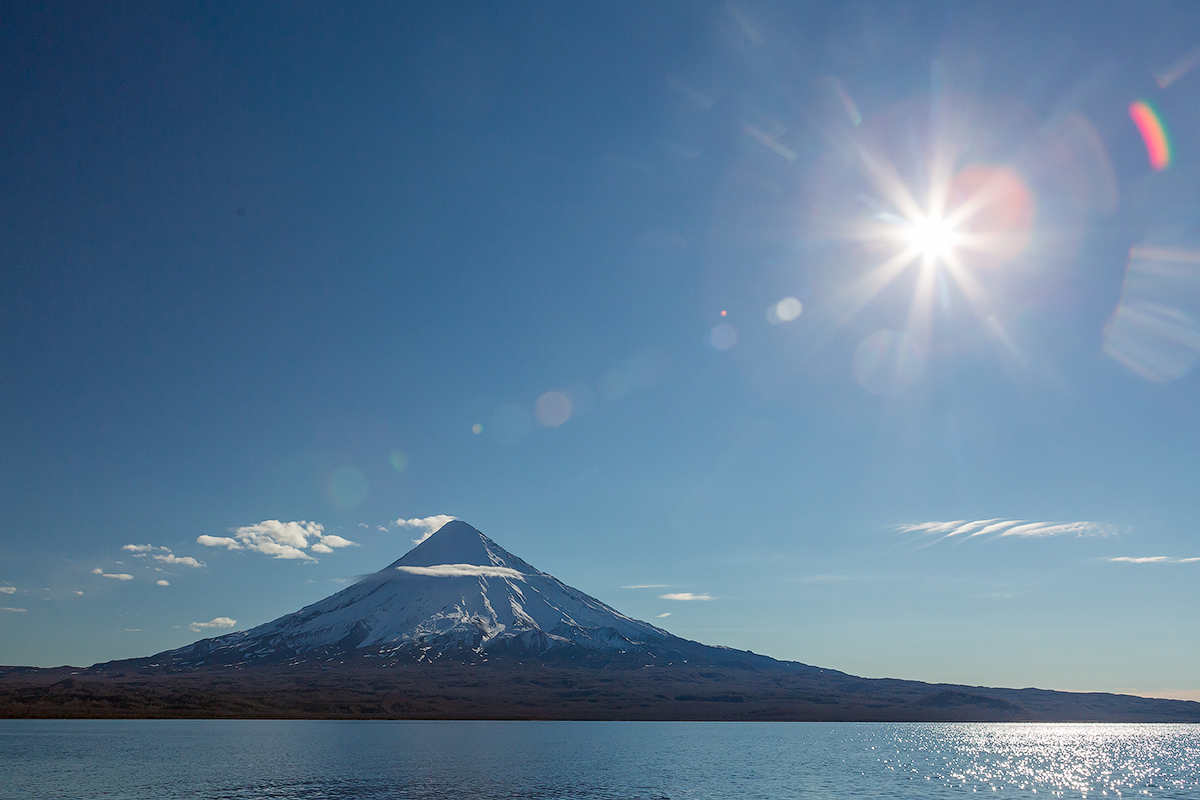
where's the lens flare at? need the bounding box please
[1104,242,1200,381]
[947,165,1035,266]
[767,296,803,324]
[710,322,738,350]
[1129,101,1170,171]
[327,465,368,508]
[535,391,572,427]
[853,330,925,395]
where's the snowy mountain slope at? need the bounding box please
[165,521,678,664]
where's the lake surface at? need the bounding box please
[2,721,1197,799]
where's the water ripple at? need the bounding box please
[2,720,1197,799]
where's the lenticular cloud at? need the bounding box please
[897,519,1109,540]
[395,564,525,580]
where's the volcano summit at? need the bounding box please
[3,521,1199,722]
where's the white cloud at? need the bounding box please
[188,616,237,632]
[2,607,27,613]
[319,534,357,548]
[197,520,356,560]
[308,533,359,554]
[153,554,205,568]
[970,520,1023,537]
[122,543,170,554]
[1108,556,1200,564]
[659,592,714,601]
[395,564,525,580]
[92,568,133,581]
[999,521,1106,538]
[74,591,83,596]
[196,535,243,549]
[656,612,672,618]
[0,586,16,594]
[156,579,170,586]
[392,515,457,544]
[896,519,1110,541]
[622,584,669,589]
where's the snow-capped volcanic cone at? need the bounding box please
[37,522,1200,723]
[162,520,677,666]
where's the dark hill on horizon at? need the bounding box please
[2,521,1197,722]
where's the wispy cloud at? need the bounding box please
[0,586,16,594]
[395,564,524,580]
[188,616,237,632]
[392,515,457,544]
[998,521,1106,538]
[156,579,170,586]
[896,519,1110,541]
[2,607,27,613]
[1108,556,1200,564]
[656,612,672,618]
[659,592,714,601]
[622,584,669,589]
[92,568,133,581]
[197,520,356,560]
[123,544,206,568]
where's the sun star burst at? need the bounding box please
[903,213,961,263]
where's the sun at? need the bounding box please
[834,151,1035,333]
[903,213,960,262]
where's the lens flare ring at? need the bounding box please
[1129,100,1171,172]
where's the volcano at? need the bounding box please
[4,520,1200,722]
[165,519,692,666]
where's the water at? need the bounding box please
[1,721,1197,799]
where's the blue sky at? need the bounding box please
[2,2,1199,699]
